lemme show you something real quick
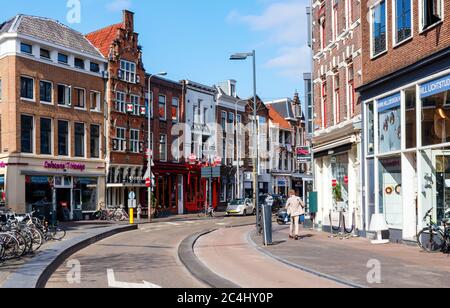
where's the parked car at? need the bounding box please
[226,198,255,216]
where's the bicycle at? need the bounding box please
[417,208,450,253]
[197,206,215,218]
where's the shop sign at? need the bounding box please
[44,161,86,172]
[421,74,450,98]
[297,147,311,163]
[0,162,7,168]
[377,93,401,112]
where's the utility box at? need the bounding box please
[309,192,318,214]
[262,204,273,245]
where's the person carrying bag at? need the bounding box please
[285,189,306,240]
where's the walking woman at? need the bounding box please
[285,189,305,240]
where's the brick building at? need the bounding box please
[0,15,107,220]
[358,0,450,241]
[86,10,148,209]
[310,0,363,231]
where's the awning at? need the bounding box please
[107,183,147,188]
[20,170,105,177]
[313,135,356,154]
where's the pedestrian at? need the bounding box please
[285,189,305,240]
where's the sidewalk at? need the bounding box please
[249,226,450,288]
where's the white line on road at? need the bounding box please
[165,222,180,226]
[107,269,161,289]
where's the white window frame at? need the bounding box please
[120,60,137,83]
[116,127,126,152]
[20,42,33,55]
[370,0,388,59]
[20,76,35,102]
[130,129,140,153]
[57,84,72,107]
[392,0,414,46]
[73,87,86,110]
[74,122,86,158]
[39,80,53,104]
[90,124,101,159]
[158,95,167,120]
[419,0,444,32]
[40,117,53,156]
[332,0,339,41]
[172,97,179,122]
[115,91,126,113]
[159,134,167,162]
[221,111,227,131]
[130,94,140,116]
[90,91,101,112]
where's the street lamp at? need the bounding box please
[230,50,260,232]
[147,72,167,223]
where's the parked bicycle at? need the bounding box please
[93,207,129,222]
[417,208,450,253]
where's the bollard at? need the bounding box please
[129,208,134,225]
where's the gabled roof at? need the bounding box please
[1,14,103,58]
[266,99,295,120]
[268,105,292,130]
[85,23,123,57]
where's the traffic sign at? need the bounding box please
[128,191,136,200]
[145,178,151,188]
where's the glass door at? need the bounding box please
[379,157,402,228]
[433,150,450,223]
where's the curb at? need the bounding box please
[2,224,138,289]
[246,230,365,289]
[178,229,241,289]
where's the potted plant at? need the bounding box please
[333,183,347,211]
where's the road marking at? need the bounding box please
[183,221,196,224]
[165,222,180,226]
[107,269,161,289]
[216,223,228,226]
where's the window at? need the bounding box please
[90,62,100,73]
[367,103,375,155]
[346,0,353,28]
[228,112,235,132]
[158,95,166,120]
[130,129,139,153]
[159,134,167,161]
[320,18,326,50]
[21,77,34,100]
[146,91,153,118]
[371,0,387,57]
[58,120,69,156]
[73,88,85,108]
[422,0,443,30]
[74,58,85,70]
[21,115,33,153]
[115,92,126,113]
[221,111,227,131]
[40,81,52,103]
[334,74,340,124]
[405,87,417,149]
[322,82,327,128]
[172,98,179,122]
[40,48,50,60]
[90,91,100,111]
[58,84,71,106]
[20,43,32,54]
[130,95,140,115]
[74,123,85,157]
[378,93,401,153]
[40,118,52,155]
[203,107,208,125]
[116,128,126,151]
[348,64,355,117]
[333,0,338,40]
[230,84,236,97]
[236,114,242,133]
[58,53,68,64]
[395,0,412,44]
[90,124,100,158]
[120,60,136,83]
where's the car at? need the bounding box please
[226,198,255,216]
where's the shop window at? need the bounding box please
[395,0,412,44]
[379,157,403,227]
[421,76,450,146]
[21,115,34,153]
[405,87,417,148]
[367,103,375,155]
[90,124,100,158]
[378,93,401,153]
[421,0,443,31]
[58,120,69,156]
[367,159,376,220]
[40,118,52,155]
[371,0,387,57]
[331,154,349,210]
[40,81,52,103]
[26,176,53,215]
[74,123,85,157]
[73,178,98,212]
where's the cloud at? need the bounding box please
[227,0,310,81]
[106,0,132,12]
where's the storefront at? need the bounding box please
[1,157,105,221]
[106,165,146,210]
[272,175,291,197]
[363,67,450,241]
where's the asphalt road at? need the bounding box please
[46,215,256,288]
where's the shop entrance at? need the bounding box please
[56,188,71,221]
[433,151,450,223]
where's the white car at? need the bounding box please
[226,198,255,216]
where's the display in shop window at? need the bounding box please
[378,93,401,153]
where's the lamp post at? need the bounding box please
[234,99,247,199]
[230,50,259,232]
[147,72,167,223]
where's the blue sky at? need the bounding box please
[1,0,310,103]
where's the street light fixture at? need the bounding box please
[147,71,167,223]
[230,50,260,233]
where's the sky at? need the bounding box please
[0,0,310,103]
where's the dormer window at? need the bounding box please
[40,48,50,60]
[74,58,85,70]
[230,83,236,97]
[90,62,100,73]
[58,53,68,64]
[20,43,32,55]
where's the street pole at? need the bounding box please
[235,101,240,199]
[252,50,260,233]
[148,75,152,223]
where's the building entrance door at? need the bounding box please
[56,188,72,221]
[433,151,450,223]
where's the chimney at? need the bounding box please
[123,10,134,31]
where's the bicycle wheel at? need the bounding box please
[49,226,66,241]
[28,228,43,253]
[12,231,27,257]
[417,228,445,253]
[0,234,19,260]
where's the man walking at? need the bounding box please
[285,189,305,240]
